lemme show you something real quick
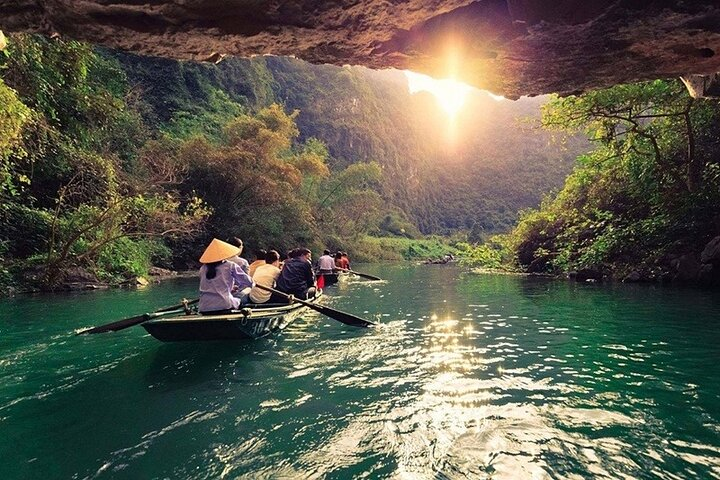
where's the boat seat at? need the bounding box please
[199,309,233,315]
[243,302,293,308]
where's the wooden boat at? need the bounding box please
[142,292,322,342]
[318,272,338,286]
[316,270,351,286]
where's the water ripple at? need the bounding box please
[2,268,720,479]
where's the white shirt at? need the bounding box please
[318,254,335,272]
[249,264,281,303]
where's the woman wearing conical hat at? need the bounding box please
[198,238,254,313]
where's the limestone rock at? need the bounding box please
[674,253,701,281]
[700,236,720,265]
[698,263,715,284]
[623,270,642,283]
[681,73,720,99]
[2,1,720,98]
[148,266,176,277]
[63,266,99,284]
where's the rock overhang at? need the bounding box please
[1,0,720,98]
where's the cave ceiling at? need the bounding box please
[2,0,720,98]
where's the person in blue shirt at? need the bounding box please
[274,247,316,301]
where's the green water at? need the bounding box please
[2,264,720,479]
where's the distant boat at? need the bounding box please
[142,293,322,342]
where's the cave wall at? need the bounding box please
[1,0,720,98]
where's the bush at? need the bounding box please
[95,237,171,279]
[377,212,421,238]
[0,203,53,258]
[350,235,457,262]
[457,243,503,269]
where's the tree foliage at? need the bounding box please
[481,79,720,278]
[0,33,595,289]
[0,35,208,287]
[110,52,581,237]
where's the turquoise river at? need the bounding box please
[2,264,720,479]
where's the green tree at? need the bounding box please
[0,80,32,199]
[0,34,209,288]
[501,79,720,277]
[542,80,716,193]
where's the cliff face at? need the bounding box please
[2,1,720,98]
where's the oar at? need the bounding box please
[255,285,376,327]
[76,299,198,335]
[336,268,382,281]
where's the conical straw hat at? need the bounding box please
[199,238,241,263]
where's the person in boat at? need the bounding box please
[226,237,250,274]
[198,238,254,314]
[317,249,336,276]
[248,250,281,304]
[335,251,350,271]
[248,249,267,277]
[273,247,316,301]
[341,251,351,269]
[316,249,338,287]
[334,251,343,269]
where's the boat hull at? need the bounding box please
[320,273,339,286]
[317,271,348,286]
[142,296,318,342]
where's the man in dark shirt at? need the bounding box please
[275,247,316,300]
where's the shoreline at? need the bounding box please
[3,270,197,298]
[467,265,720,288]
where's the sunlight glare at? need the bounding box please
[404,71,473,117]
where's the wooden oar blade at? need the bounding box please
[254,284,376,327]
[309,303,376,327]
[337,268,382,281]
[351,271,382,281]
[77,313,148,335]
[76,298,197,335]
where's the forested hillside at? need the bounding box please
[108,52,584,235]
[0,35,380,289]
[0,34,583,290]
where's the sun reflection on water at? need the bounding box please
[285,299,687,479]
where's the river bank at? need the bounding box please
[461,233,720,288]
[3,267,196,297]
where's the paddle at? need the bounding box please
[77,298,199,335]
[254,284,376,327]
[336,268,382,281]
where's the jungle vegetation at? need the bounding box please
[0,35,386,288]
[0,33,582,290]
[463,79,720,283]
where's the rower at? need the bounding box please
[317,249,336,276]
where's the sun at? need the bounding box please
[404,70,474,117]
